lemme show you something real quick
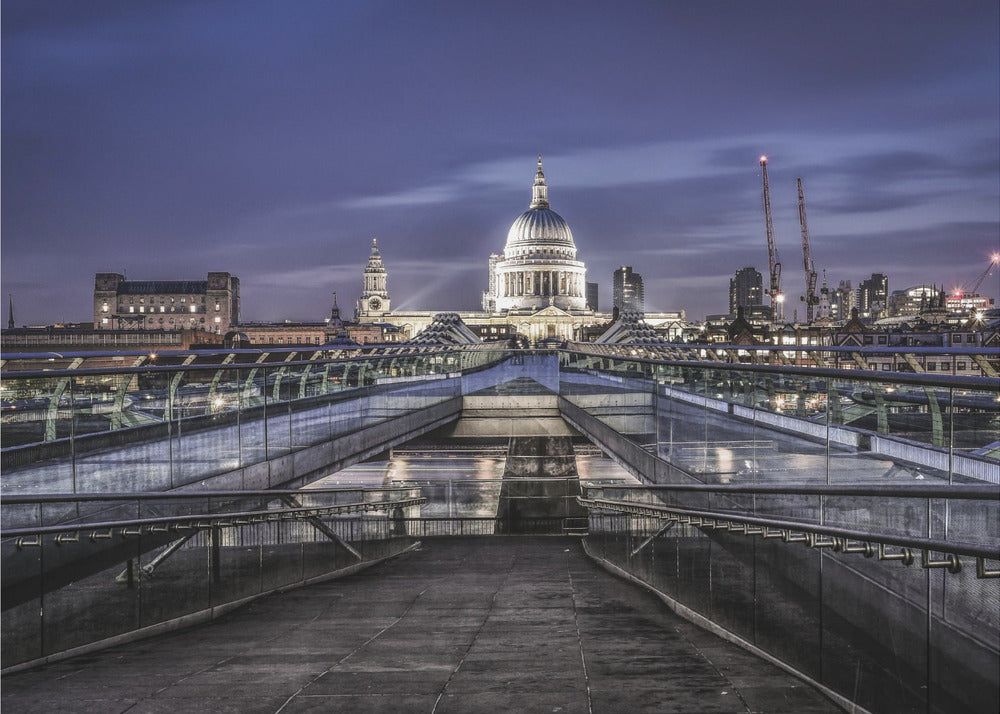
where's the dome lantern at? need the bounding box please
[530,154,549,210]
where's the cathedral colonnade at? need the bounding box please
[499,269,585,298]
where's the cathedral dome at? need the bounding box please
[505,208,576,251]
[502,155,577,256]
[486,155,587,314]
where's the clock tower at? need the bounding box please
[356,238,391,319]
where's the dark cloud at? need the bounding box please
[2,0,998,325]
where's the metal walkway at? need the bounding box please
[0,537,839,714]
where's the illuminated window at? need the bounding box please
[139,307,145,313]
[215,303,221,311]
[101,303,109,312]
[129,306,135,313]
[102,317,109,324]
[160,306,165,313]
[214,316,221,323]
[189,305,197,313]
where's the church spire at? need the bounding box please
[530,154,550,210]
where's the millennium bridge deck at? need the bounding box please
[0,537,839,714]
[2,344,998,713]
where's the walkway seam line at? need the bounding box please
[429,546,517,714]
[567,568,594,714]
[273,584,430,714]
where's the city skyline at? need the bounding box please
[3,1,999,326]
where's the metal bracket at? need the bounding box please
[281,496,362,561]
[976,558,1000,578]
[842,540,876,558]
[921,550,961,574]
[878,543,914,566]
[808,534,838,549]
[630,521,676,557]
[15,536,41,549]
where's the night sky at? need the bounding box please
[3,0,998,326]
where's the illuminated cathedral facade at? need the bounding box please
[354,155,681,343]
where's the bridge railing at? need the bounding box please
[578,482,999,714]
[558,349,1000,484]
[1,347,512,492]
[564,341,1000,377]
[1,487,424,672]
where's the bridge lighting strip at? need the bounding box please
[577,497,999,578]
[8,497,426,549]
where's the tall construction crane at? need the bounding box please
[797,177,819,323]
[759,156,783,325]
[955,253,1000,297]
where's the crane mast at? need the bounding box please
[963,253,1000,295]
[797,177,818,323]
[760,156,782,325]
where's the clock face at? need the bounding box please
[368,297,382,311]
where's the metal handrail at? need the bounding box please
[583,483,1000,500]
[578,496,1000,567]
[0,346,512,378]
[0,486,422,506]
[4,497,427,544]
[560,355,999,390]
[566,342,1000,357]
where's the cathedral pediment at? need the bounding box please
[531,305,572,318]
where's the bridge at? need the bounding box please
[2,344,998,713]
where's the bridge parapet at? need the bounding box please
[1,487,424,672]
[559,349,999,485]
[0,347,517,493]
[577,482,1000,714]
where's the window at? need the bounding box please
[129,306,135,313]
[101,317,109,324]
[877,336,887,345]
[214,316,221,323]
[189,305,197,313]
[927,363,936,371]
[957,362,966,370]
[160,306,165,313]
[940,363,950,370]
[101,303,109,313]
[139,306,145,313]
[953,335,962,343]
